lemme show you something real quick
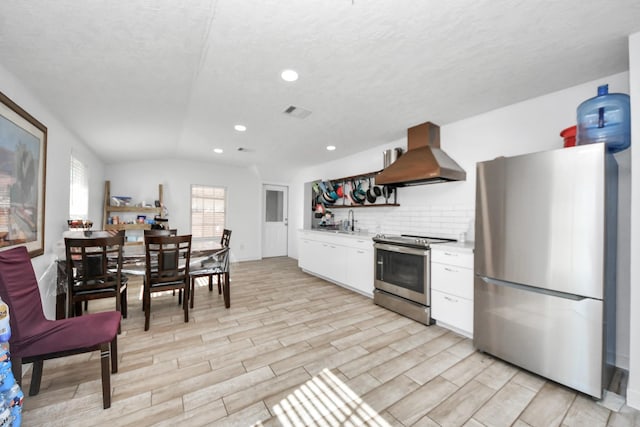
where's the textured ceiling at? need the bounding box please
[1,0,639,172]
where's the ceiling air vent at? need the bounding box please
[283,105,312,119]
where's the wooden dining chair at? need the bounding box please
[0,247,120,409]
[80,230,128,314]
[189,246,231,309]
[144,228,181,301]
[143,234,192,331]
[65,234,128,323]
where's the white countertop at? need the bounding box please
[300,229,474,252]
[299,228,375,240]
[431,241,475,253]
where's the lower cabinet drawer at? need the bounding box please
[431,249,474,269]
[431,262,473,299]
[431,289,473,336]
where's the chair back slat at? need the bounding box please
[221,229,232,247]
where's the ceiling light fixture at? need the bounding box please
[213,148,223,154]
[234,124,247,132]
[281,69,299,82]
[326,145,336,151]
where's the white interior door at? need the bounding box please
[262,184,288,257]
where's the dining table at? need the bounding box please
[55,230,224,318]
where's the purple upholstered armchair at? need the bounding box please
[0,246,121,409]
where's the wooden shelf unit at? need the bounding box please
[102,181,165,244]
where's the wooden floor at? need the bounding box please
[21,257,640,426]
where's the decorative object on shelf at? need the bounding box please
[67,219,93,230]
[110,196,132,207]
[383,147,403,168]
[0,90,47,258]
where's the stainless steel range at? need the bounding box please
[373,234,455,325]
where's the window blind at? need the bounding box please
[191,185,226,239]
[69,155,88,219]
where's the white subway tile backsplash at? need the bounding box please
[331,202,474,240]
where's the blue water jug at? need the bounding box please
[0,299,9,343]
[5,383,23,427]
[577,84,630,153]
[0,344,14,393]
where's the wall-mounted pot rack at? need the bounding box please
[312,170,399,209]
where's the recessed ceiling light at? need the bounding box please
[281,69,299,82]
[326,145,336,151]
[234,124,247,132]
[213,148,223,154]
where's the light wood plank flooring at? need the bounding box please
[20,257,640,426]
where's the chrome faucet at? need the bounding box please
[348,209,355,232]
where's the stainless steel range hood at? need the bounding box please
[376,121,466,186]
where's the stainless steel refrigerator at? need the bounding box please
[474,143,617,399]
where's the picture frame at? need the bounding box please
[0,90,47,257]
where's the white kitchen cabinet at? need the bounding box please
[298,230,374,297]
[298,237,320,272]
[318,241,348,284]
[431,245,474,337]
[346,238,374,296]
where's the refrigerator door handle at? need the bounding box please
[478,276,589,301]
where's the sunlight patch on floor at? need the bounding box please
[256,368,391,426]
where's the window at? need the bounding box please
[265,189,284,222]
[69,155,88,219]
[191,185,226,240]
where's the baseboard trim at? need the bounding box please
[627,387,640,410]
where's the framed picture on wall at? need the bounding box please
[0,90,47,257]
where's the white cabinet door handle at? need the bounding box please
[444,295,458,303]
[444,267,458,273]
[444,252,458,257]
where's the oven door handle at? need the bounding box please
[374,242,430,256]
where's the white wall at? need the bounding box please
[626,31,640,410]
[0,64,105,318]
[105,159,262,262]
[290,71,632,372]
